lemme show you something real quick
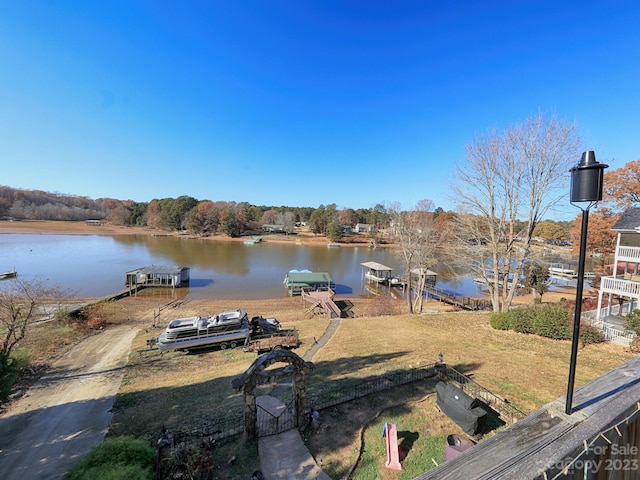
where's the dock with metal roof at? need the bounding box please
[125,266,190,289]
[283,270,335,296]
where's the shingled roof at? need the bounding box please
[612,207,640,232]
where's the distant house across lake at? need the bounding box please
[262,224,286,233]
[354,223,375,233]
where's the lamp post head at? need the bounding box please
[570,150,608,203]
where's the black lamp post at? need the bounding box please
[565,150,608,415]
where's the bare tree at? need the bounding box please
[276,211,296,233]
[450,112,581,312]
[390,199,441,313]
[0,278,68,356]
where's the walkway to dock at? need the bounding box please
[422,284,492,310]
[367,278,491,311]
[301,288,342,318]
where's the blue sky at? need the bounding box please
[1,1,639,219]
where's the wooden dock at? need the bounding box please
[382,276,491,311]
[301,288,343,318]
[421,284,492,311]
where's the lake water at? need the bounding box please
[0,234,487,299]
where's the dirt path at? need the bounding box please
[0,326,139,480]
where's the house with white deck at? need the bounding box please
[596,207,640,322]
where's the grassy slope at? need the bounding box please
[14,295,634,479]
[43,293,626,437]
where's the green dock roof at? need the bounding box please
[284,271,334,295]
[285,271,333,285]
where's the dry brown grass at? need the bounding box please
[93,294,631,475]
[12,285,632,479]
[311,312,632,410]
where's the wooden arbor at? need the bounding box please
[231,350,314,439]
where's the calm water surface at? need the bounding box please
[1,234,487,299]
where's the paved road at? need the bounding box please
[0,326,139,480]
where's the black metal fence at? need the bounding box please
[156,362,524,453]
[307,363,441,410]
[444,365,526,425]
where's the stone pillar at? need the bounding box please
[244,382,257,439]
[294,370,306,429]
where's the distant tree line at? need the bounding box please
[0,184,592,244]
[0,186,399,238]
[0,186,109,221]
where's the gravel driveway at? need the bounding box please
[0,326,139,480]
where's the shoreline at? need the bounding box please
[0,219,379,247]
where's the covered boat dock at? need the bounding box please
[361,261,398,285]
[125,266,190,289]
[284,270,335,296]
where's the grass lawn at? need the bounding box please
[13,295,635,479]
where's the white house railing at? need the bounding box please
[617,245,640,263]
[582,304,622,321]
[600,276,640,296]
[602,327,635,347]
[582,304,636,347]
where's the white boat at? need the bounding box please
[152,309,250,351]
[548,266,576,277]
[244,236,263,245]
[364,271,390,283]
[0,270,17,280]
[362,261,396,284]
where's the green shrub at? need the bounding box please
[0,349,31,403]
[510,306,536,334]
[624,309,640,335]
[580,323,605,347]
[65,436,154,480]
[489,303,605,345]
[490,312,512,330]
[531,304,571,340]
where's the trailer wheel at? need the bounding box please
[230,341,237,349]
[220,343,227,350]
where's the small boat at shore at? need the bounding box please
[244,236,263,245]
[548,266,576,277]
[0,270,17,280]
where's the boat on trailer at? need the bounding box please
[153,309,250,351]
[150,310,290,351]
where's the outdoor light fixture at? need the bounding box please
[565,151,608,415]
